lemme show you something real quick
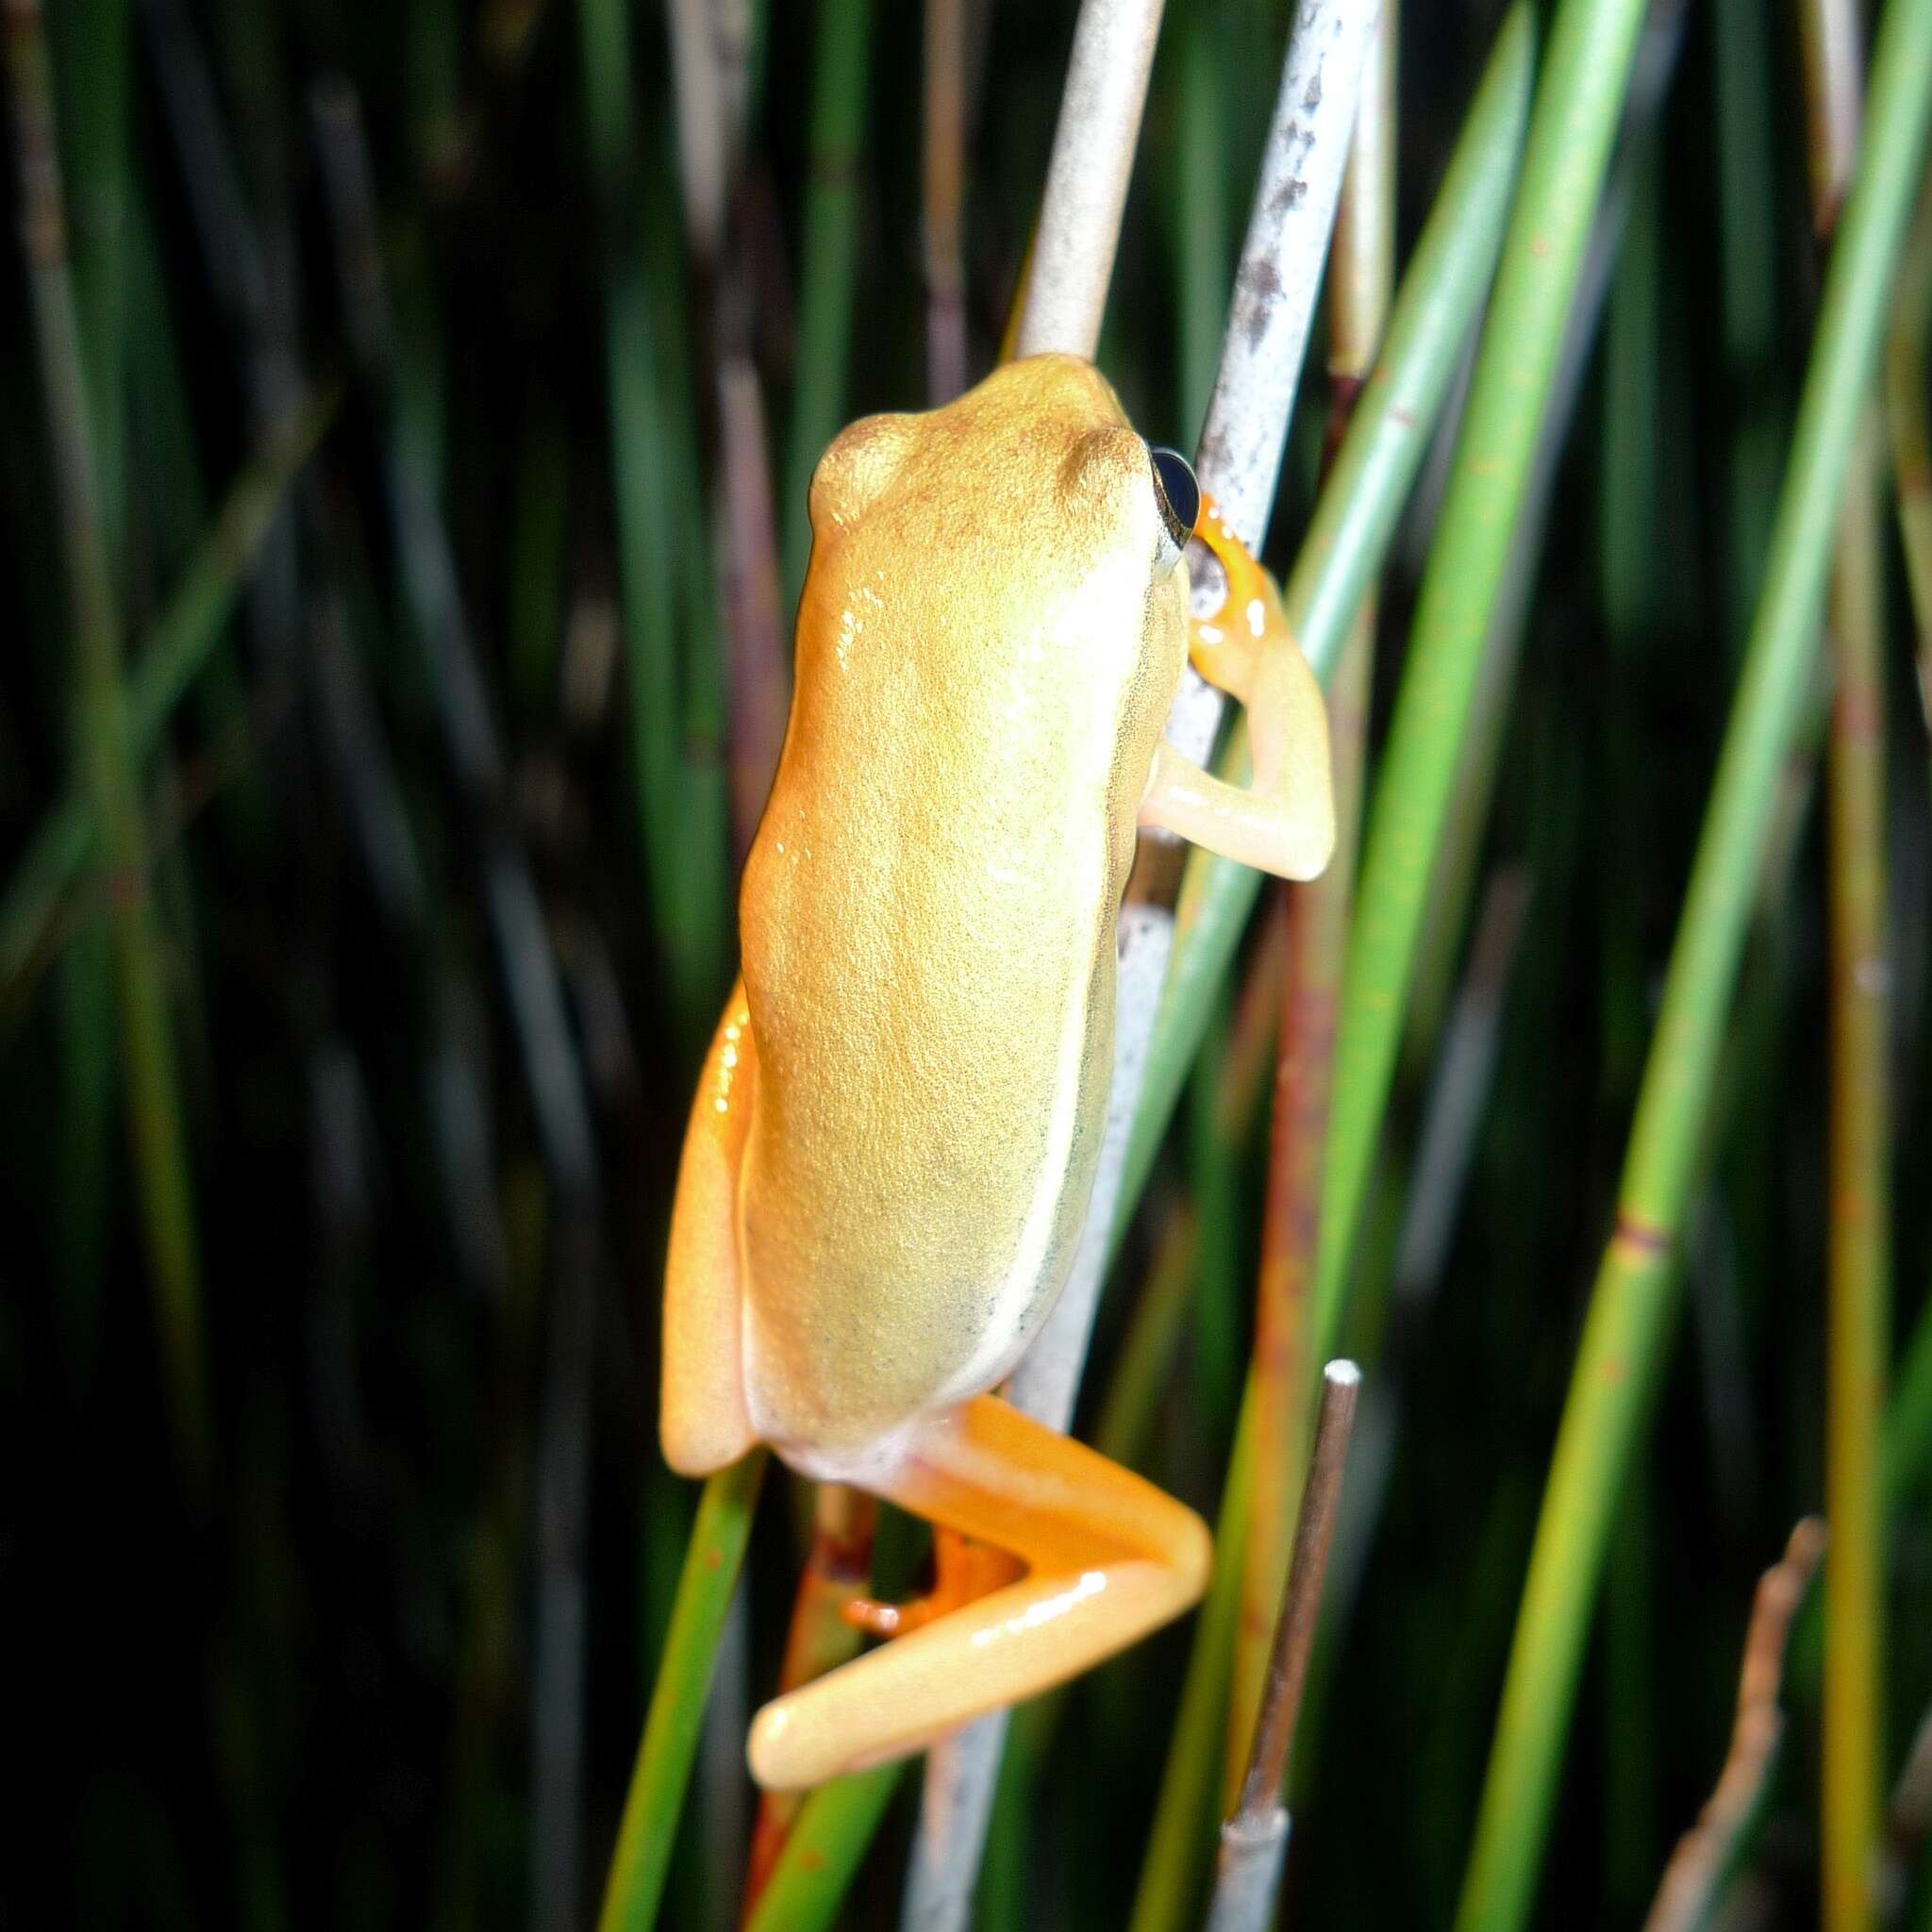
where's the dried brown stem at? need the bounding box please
[742,1483,880,1915]
[1233,1360,1361,1821]
[1641,1518,1828,1932]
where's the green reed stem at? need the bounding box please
[597,1448,767,1932]
[1453,0,1932,1921]
[741,1764,902,1932]
[1314,0,1650,1434]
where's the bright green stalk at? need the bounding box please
[780,0,874,601]
[1314,0,1651,1412]
[597,1449,767,1932]
[1453,0,1932,1923]
[9,0,210,1494]
[741,1765,902,1932]
[0,394,334,994]
[1112,0,1536,1250]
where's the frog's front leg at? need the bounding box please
[745,1396,1211,1790]
[1139,494,1336,881]
[660,981,759,1476]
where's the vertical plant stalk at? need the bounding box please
[1453,2,1932,1924]
[597,1448,768,1932]
[781,0,874,597]
[1642,1520,1827,1932]
[1807,9,1889,1928]
[924,0,972,404]
[1203,1366,1361,1932]
[1313,0,1651,1458]
[1010,0,1378,1519]
[666,0,752,263]
[1230,0,1393,1804]
[1127,23,1537,1928]
[1110,0,1538,1261]
[1231,1360,1361,1820]
[908,8,1377,1924]
[1010,0,1164,362]
[741,1485,880,1913]
[1824,411,1890,1932]
[7,0,210,1491]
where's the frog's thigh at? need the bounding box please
[745,1396,1210,1790]
[660,980,758,1477]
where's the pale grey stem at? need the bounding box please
[666,0,755,259]
[1203,1810,1291,1932]
[1012,0,1380,1446]
[1011,0,1166,360]
[1017,0,1381,1430]
[905,11,1380,1926]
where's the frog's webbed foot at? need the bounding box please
[1138,493,1335,881]
[745,1397,1210,1790]
[840,1527,1024,1639]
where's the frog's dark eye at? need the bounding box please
[1148,444,1199,574]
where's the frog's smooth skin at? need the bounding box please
[662,353,1334,1790]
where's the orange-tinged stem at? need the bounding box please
[741,1481,878,1914]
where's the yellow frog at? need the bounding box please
[661,353,1333,1790]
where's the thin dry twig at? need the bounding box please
[1234,1360,1362,1820]
[1642,1518,1828,1932]
[1202,1362,1361,1932]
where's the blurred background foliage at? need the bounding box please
[3,0,1931,1927]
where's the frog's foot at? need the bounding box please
[1140,492,1336,882]
[745,1396,1211,1790]
[840,1527,1024,1639]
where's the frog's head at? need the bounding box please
[801,354,1199,713]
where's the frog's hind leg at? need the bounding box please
[745,1396,1211,1790]
[660,981,758,1476]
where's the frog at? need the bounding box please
[660,352,1334,1790]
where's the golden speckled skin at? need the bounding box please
[735,355,1186,1466]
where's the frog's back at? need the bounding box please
[735,357,1181,1467]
